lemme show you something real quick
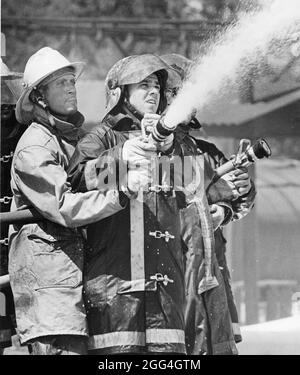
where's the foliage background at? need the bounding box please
[2,0,251,78]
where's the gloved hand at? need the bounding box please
[232,167,251,196]
[121,136,156,198]
[207,167,251,204]
[207,175,239,203]
[210,204,225,230]
[127,167,152,194]
[122,136,157,164]
[141,113,161,137]
[141,113,174,153]
[221,167,251,196]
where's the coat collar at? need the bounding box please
[104,109,141,133]
[34,106,84,142]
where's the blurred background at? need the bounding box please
[1,0,300,354]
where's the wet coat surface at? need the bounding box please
[8,109,125,344]
[68,113,192,354]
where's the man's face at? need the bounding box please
[42,73,77,117]
[164,69,182,107]
[127,73,160,115]
[1,104,15,123]
[1,82,16,123]
[165,87,178,107]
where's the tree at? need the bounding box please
[1,0,243,78]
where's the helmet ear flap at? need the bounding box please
[111,87,121,98]
[105,86,122,116]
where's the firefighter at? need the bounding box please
[8,47,129,355]
[67,53,247,354]
[161,53,256,353]
[68,54,186,354]
[0,59,24,354]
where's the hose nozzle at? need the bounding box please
[151,115,178,143]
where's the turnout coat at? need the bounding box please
[177,128,256,354]
[8,108,125,344]
[68,112,207,354]
[0,114,25,349]
[68,112,250,354]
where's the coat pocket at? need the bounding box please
[28,233,84,290]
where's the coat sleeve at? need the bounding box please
[13,144,126,228]
[68,127,127,194]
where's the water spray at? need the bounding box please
[162,0,300,128]
[147,0,296,171]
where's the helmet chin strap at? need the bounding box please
[123,97,144,122]
[30,88,56,127]
[37,100,56,127]
[46,109,56,127]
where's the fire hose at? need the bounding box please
[147,118,272,293]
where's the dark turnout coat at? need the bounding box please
[0,114,25,349]
[68,113,191,354]
[68,114,255,355]
[178,131,256,354]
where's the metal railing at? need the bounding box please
[2,16,223,38]
[0,209,42,225]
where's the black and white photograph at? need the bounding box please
[1,0,300,360]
